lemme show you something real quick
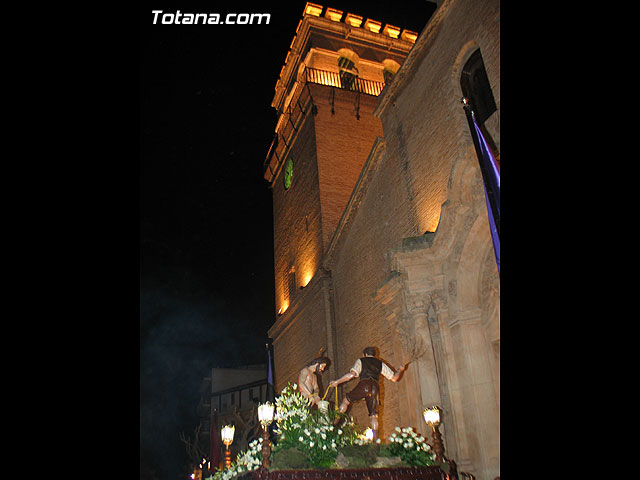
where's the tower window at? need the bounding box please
[460,49,496,125]
[287,266,296,299]
[337,50,360,91]
[338,57,356,71]
[460,48,499,161]
[382,59,401,84]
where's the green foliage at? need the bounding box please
[271,447,312,470]
[337,444,379,468]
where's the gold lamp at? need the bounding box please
[423,406,445,463]
[257,402,274,469]
[221,425,235,469]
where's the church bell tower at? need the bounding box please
[263,2,417,386]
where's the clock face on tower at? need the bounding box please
[284,156,293,190]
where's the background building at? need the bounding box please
[195,364,268,470]
[264,2,499,479]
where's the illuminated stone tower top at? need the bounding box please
[264,2,418,184]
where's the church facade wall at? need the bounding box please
[323,0,500,478]
[267,1,499,478]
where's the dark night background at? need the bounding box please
[139,1,436,478]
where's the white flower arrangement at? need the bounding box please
[384,426,436,466]
[273,383,310,436]
[271,382,360,468]
[211,438,263,480]
[389,426,432,453]
[292,422,338,452]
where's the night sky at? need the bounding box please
[139,1,436,478]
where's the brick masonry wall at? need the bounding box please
[269,110,333,394]
[329,136,417,435]
[379,0,500,239]
[270,278,330,393]
[310,84,384,251]
[271,115,324,316]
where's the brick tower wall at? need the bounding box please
[310,84,384,250]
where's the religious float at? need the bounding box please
[208,384,461,480]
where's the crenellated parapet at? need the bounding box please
[271,2,419,112]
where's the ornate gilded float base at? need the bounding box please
[240,467,448,480]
